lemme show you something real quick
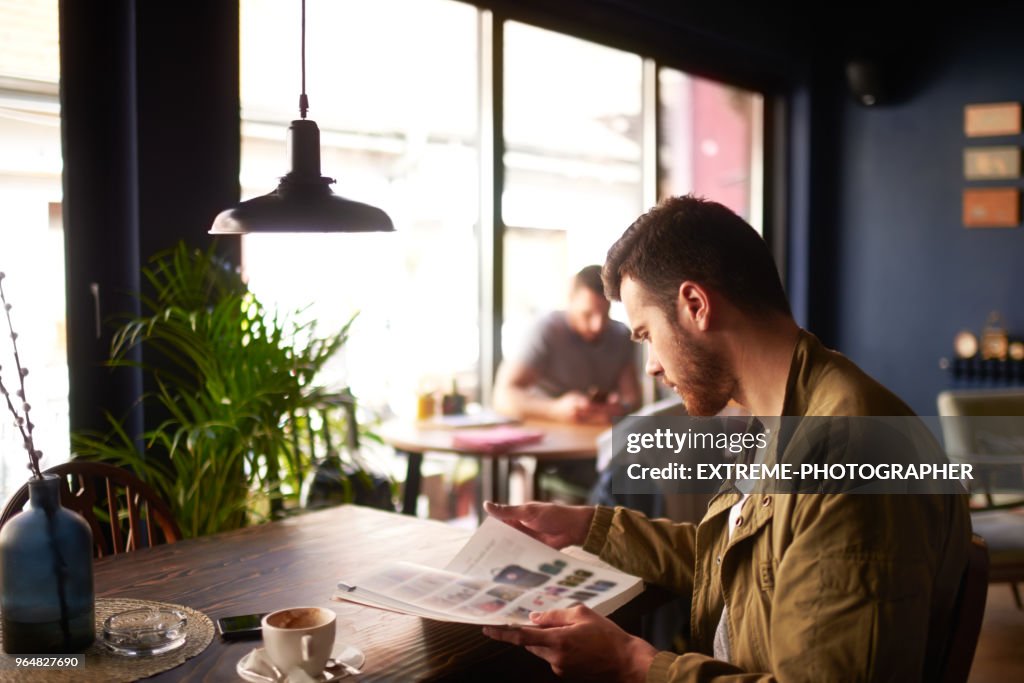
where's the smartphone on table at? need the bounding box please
[216,612,269,641]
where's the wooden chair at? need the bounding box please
[938,389,1024,609]
[940,535,990,683]
[0,461,182,558]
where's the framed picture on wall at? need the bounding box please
[964,146,1020,179]
[964,102,1021,137]
[962,188,1020,228]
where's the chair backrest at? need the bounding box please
[940,534,990,683]
[937,389,1024,455]
[288,390,360,468]
[0,461,182,558]
[937,389,1024,508]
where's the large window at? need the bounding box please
[0,0,66,501]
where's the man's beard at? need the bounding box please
[667,322,736,417]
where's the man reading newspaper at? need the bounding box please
[482,196,970,682]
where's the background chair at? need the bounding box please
[940,535,990,683]
[0,460,181,558]
[293,389,395,512]
[937,388,1024,609]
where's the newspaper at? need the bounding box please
[332,518,643,626]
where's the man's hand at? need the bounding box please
[551,391,630,425]
[484,501,595,549]
[580,392,629,424]
[483,605,658,682]
[550,391,593,422]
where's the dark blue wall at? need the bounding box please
[826,11,1024,415]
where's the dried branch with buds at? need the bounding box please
[0,272,42,479]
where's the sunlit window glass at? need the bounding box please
[0,0,66,500]
[658,68,763,230]
[502,22,643,355]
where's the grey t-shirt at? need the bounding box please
[517,311,635,398]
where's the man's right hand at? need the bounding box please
[550,391,592,423]
[484,501,596,549]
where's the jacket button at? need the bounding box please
[716,555,722,566]
[735,516,743,526]
[762,497,771,507]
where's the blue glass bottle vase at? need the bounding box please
[0,474,95,653]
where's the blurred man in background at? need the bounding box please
[494,264,640,425]
[494,264,641,501]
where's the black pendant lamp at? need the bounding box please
[210,0,394,235]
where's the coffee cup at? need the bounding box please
[261,606,336,677]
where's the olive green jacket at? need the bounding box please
[583,330,971,682]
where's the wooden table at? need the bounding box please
[92,505,653,682]
[379,420,606,515]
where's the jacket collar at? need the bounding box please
[780,328,823,418]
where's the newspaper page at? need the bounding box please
[334,518,642,626]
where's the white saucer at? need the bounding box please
[236,645,366,682]
[334,645,366,672]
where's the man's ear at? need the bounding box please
[676,281,712,331]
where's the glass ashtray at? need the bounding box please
[102,607,188,656]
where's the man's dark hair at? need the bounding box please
[573,265,605,297]
[602,195,791,317]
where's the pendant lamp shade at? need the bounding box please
[210,0,394,235]
[210,120,394,234]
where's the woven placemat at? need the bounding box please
[0,597,214,682]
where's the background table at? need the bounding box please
[379,419,606,515]
[92,504,658,681]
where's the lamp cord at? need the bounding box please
[299,0,308,119]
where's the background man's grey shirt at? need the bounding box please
[517,311,634,398]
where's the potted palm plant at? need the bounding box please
[72,243,391,537]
